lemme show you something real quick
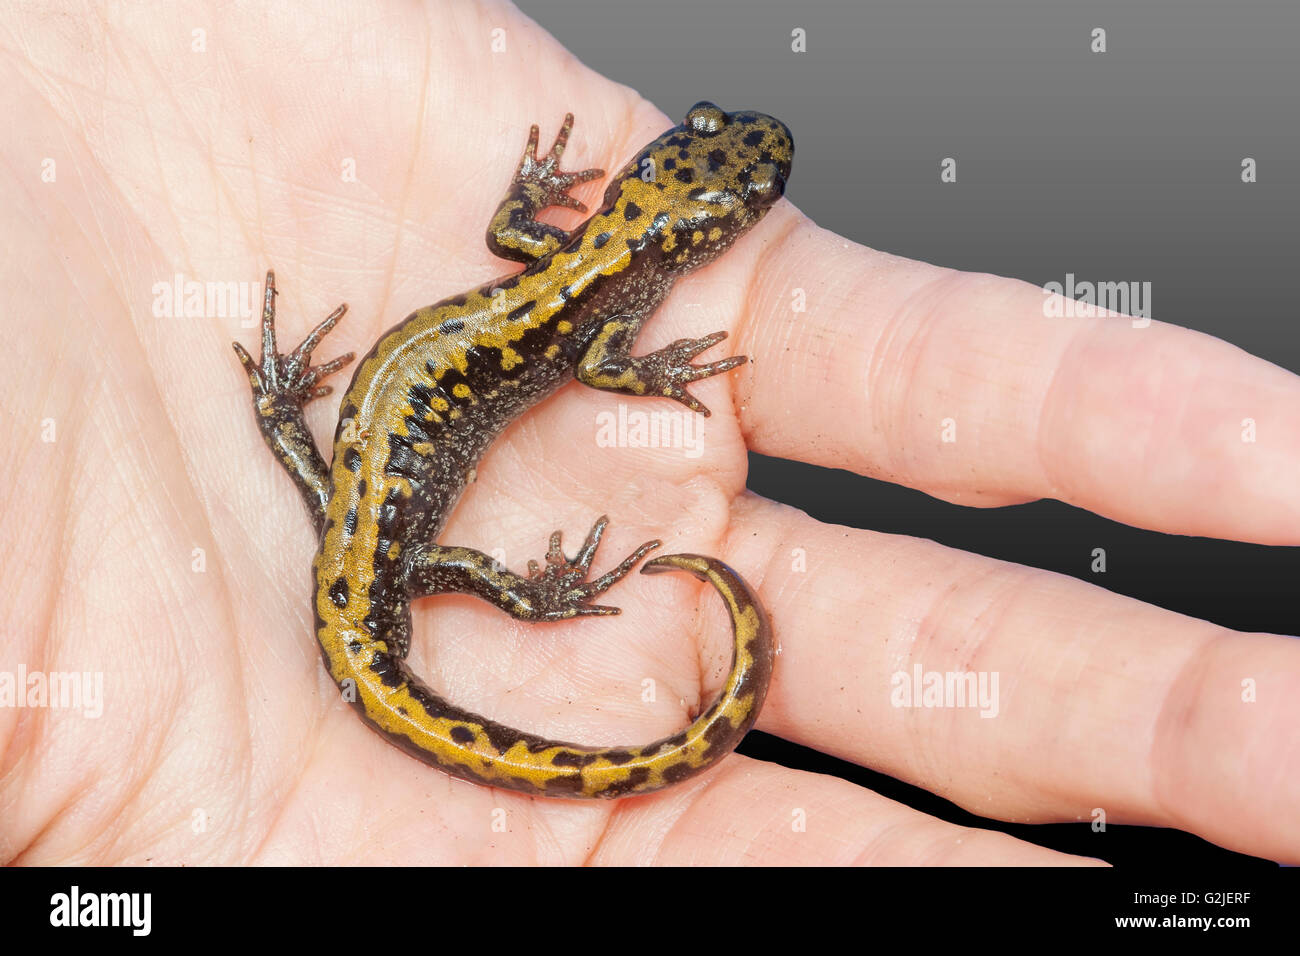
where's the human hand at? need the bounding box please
[3,1,1295,865]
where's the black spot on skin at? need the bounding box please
[346,639,362,654]
[439,318,464,334]
[544,773,587,796]
[744,129,764,147]
[665,135,688,148]
[515,319,560,361]
[593,231,611,249]
[674,168,694,184]
[397,706,408,716]
[344,506,357,537]
[386,433,428,481]
[624,201,642,221]
[601,749,634,766]
[707,148,727,172]
[662,157,676,171]
[329,577,349,607]
[356,479,366,499]
[435,363,474,402]
[551,750,600,768]
[702,712,737,758]
[450,725,475,745]
[403,682,452,722]
[343,447,361,472]
[407,384,434,418]
[626,765,651,788]
[600,765,651,797]
[677,148,690,160]
[479,720,523,756]
[369,650,405,689]
[558,285,573,302]
[506,300,536,322]
[661,762,694,785]
[403,413,433,445]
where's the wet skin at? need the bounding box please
[235,103,791,798]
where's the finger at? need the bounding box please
[682,330,727,356]
[546,529,565,564]
[289,303,348,371]
[587,539,661,592]
[592,755,1103,865]
[260,270,277,374]
[730,210,1300,544]
[300,352,354,388]
[550,112,574,161]
[688,356,747,380]
[572,515,608,572]
[553,193,587,213]
[231,341,262,391]
[675,390,710,417]
[574,605,620,617]
[718,492,1300,863]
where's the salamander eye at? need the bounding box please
[743,162,786,205]
[686,102,728,135]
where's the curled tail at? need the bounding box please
[596,552,775,797]
[333,552,774,799]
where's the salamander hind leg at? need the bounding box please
[405,516,660,621]
[486,112,604,263]
[576,315,747,417]
[232,270,354,530]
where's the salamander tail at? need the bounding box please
[574,552,775,796]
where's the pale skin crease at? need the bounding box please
[2,2,1298,866]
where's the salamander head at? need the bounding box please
[603,102,794,273]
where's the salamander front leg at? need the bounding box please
[232,270,354,532]
[575,315,747,417]
[405,516,660,621]
[486,112,604,263]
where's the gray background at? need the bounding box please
[519,0,1297,866]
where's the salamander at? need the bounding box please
[233,102,791,798]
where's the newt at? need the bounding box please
[234,102,791,798]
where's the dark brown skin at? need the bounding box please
[235,103,790,797]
